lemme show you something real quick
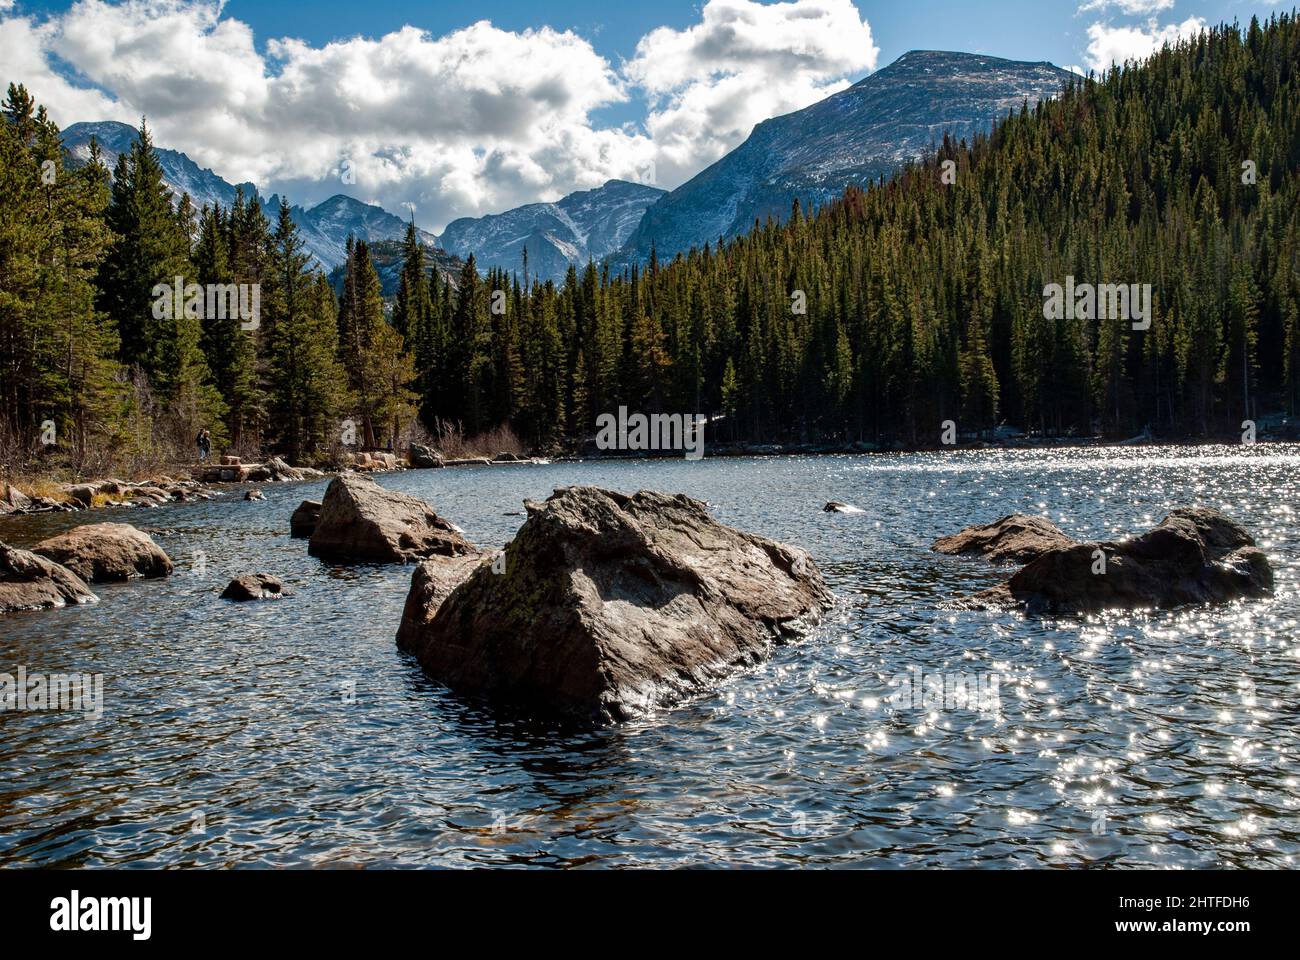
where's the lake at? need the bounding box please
[2,445,1298,867]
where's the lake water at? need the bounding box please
[2,445,1298,868]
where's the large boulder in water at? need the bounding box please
[397,486,833,723]
[933,513,1074,565]
[961,507,1272,614]
[33,522,173,582]
[308,474,476,564]
[1,542,98,613]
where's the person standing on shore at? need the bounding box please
[196,429,211,463]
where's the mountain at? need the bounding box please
[266,193,439,273]
[61,120,445,274]
[616,50,1076,266]
[439,179,665,283]
[62,120,257,214]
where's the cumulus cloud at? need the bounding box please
[627,0,879,185]
[1083,15,1207,71]
[0,0,878,230]
[1077,0,1174,14]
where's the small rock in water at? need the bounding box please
[289,499,321,539]
[220,574,293,601]
[823,501,864,513]
[244,489,265,501]
[933,513,1073,565]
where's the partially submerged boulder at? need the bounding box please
[398,486,833,723]
[409,443,443,468]
[308,475,476,563]
[33,522,173,583]
[289,500,321,539]
[220,574,292,601]
[265,457,305,482]
[958,507,1272,614]
[823,501,864,514]
[933,513,1074,565]
[1,542,98,613]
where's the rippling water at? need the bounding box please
[2,445,1298,868]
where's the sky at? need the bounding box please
[0,0,1290,232]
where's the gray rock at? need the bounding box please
[220,574,293,601]
[33,522,174,583]
[409,443,443,468]
[933,513,1074,565]
[308,475,477,564]
[289,500,321,539]
[1,542,98,613]
[958,507,1273,614]
[397,486,832,723]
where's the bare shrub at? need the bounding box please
[428,418,527,459]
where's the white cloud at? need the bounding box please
[1077,0,1174,14]
[0,9,130,123]
[0,0,877,229]
[1084,16,1207,71]
[627,0,879,185]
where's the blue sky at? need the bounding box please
[0,0,1289,230]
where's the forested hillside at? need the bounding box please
[396,14,1300,448]
[2,13,1298,476]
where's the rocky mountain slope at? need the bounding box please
[61,121,443,273]
[616,50,1076,266]
[439,179,664,283]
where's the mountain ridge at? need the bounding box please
[614,50,1077,268]
[438,179,665,283]
[61,120,444,275]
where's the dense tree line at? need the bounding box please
[2,13,1298,474]
[1,93,411,471]
[410,14,1299,448]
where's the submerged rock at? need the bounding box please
[933,513,1074,565]
[220,574,293,601]
[33,522,174,583]
[289,500,321,539]
[958,507,1272,614]
[244,489,265,501]
[308,475,477,564]
[1,542,98,613]
[397,486,833,723]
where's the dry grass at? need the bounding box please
[12,477,73,503]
